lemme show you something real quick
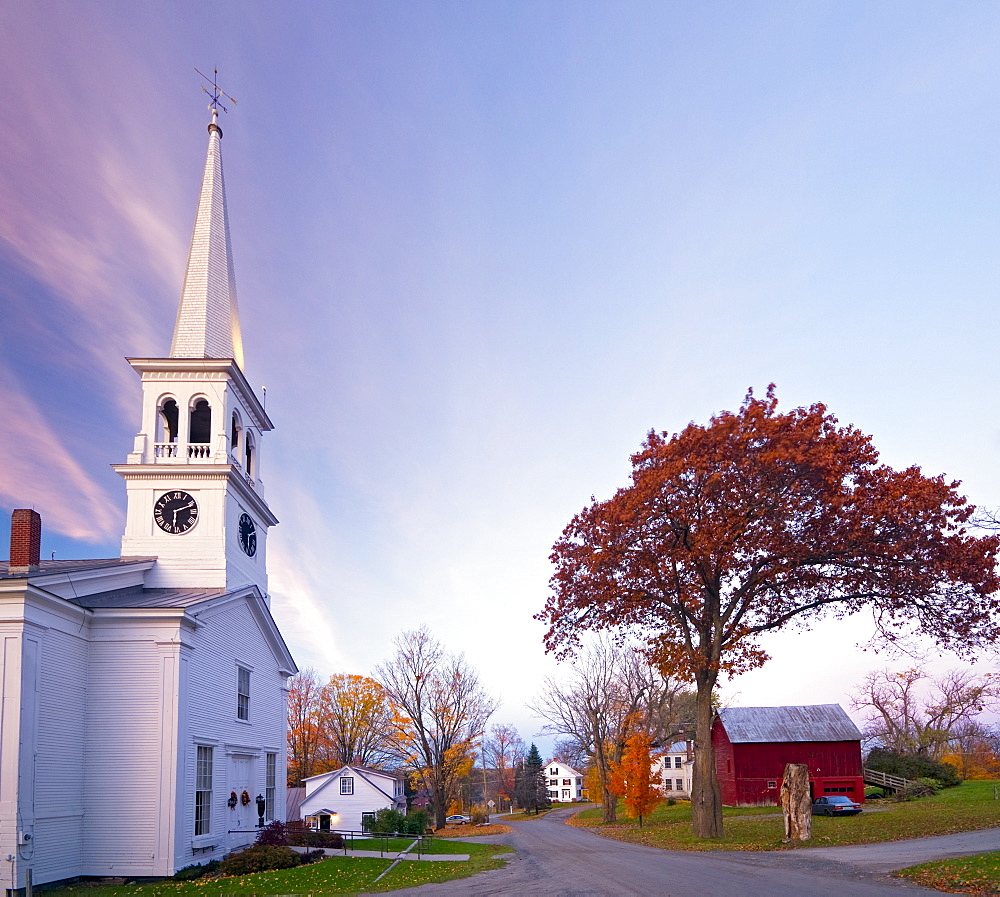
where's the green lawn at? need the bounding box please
[571,780,1000,851]
[47,841,513,897]
[896,850,1000,894]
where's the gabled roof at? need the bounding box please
[303,765,402,804]
[716,704,861,744]
[545,760,583,777]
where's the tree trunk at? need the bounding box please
[780,763,811,842]
[691,675,723,838]
[594,740,618,823]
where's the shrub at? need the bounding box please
[866,749,962,787]
[173,860,219,881]
[401,809,431,835]
[298,849,326,865]
[285,821,343,848]
[370,807,405,834]
[220,845,300,875]
[666,798,677,806]
[255,820,287,846]
[470,805,490,825]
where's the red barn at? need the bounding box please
[713,704,863,807]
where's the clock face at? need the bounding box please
[238,512,257,557]
[153,490,199,534]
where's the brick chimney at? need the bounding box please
[9,509,41,574]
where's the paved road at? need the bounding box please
[376,807,999,896]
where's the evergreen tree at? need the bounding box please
[515,743,550,814]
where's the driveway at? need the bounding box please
[377,807,998,896]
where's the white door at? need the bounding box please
[229,755,253,849]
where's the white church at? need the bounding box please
[0,105,296,888]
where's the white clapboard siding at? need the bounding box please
[24,611,90,885]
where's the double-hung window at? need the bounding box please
[195,745,213,835]
[265,753,276,820]
[340,776,354,795]
[237,666,250,720]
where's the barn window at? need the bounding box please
[767,780,777,789]
[195,745,213,835]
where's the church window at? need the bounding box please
[244,432,255,478]
[265,753,276,820]
[190,399,212,444]
[195,745,213,835]
[158,398,179,443]
[230,411,242,457]
[237,666,250,720]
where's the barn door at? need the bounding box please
[229,755,253,849]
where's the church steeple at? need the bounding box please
[169,109,245,370]
[116,99,276,596]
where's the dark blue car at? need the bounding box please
[812,795,862,816]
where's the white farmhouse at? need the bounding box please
[652,740,694,798]
[545,761,585,802]
[0,104,296,888]
[301,766,407,833]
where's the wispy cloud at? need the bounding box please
[0,363,121,541]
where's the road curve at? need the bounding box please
[374,807,979,896]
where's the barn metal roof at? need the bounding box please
[717,704,861,743]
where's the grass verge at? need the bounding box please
[896,851,1000,894]
[570,780,1000,852]
[47,841,513,897]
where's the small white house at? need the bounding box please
[301,766,407,833]
[545,761,585,802]
[653,741,694,797]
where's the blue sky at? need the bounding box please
[2,1,999,751]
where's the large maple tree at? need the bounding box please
[538,387,1000,837]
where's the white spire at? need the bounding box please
[169,110,245,370]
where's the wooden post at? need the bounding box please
[780,763,812,842]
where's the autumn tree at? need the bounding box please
[539,387,1000,838]
[375,628,498,830]
[287,669,323,786]
[482,723,525,807]
[853,666,1000,760]
[530,638,693,823]
[314,674,397,770]
[608,728,660,826]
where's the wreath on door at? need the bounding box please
[241,790,251,806]
[228,791,238,808]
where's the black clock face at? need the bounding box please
[238,512,257,557]
[153,490,199,534]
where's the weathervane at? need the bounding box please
[195,67,237,119]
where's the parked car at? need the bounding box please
[812,795,862,816]
[445,814,471,825]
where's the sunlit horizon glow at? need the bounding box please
[2,1,999,752]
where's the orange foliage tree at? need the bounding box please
[539,387,1000,838]
[287,669,323,786]
[315,673,396,770]
[608,727,660,826]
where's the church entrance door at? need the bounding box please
[228,754,254,850]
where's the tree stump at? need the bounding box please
[780,763,812,841]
